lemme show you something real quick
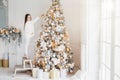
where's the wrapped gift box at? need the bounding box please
[49,69,60,79]
[3,59,9,67]
[60,69,67,78]
[0,59,2,67]
[32,68,39,78]
[43,71,49,79]
[37,69,43,79]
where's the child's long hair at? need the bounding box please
[24,14,31,29]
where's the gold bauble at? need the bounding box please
[56,7,60,11]
[65,65,68,68]
[60,57,64,60]
[66,48,70,52]
[1,29,5,34]
[51,41,56,48]
[51,13,54,20]
[15,28,20,33]
[37,42,40,48]
[57,64,61,69]
[64,32,69,40]
[45,29,48,32]
[60,24,63,26]
[56,17,60,20]
[44,57,47,61]
[1,30,3,34]
[42,61,46,67]
[52,1,58,6]
[43,66,48,72]
[5,30,9,35]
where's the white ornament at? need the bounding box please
[63,53,67,59]
[2,0,8,7]
[58,44,65,51]
[51,22,55,26]
[56,25,63,33]
[55,11,60,17]
[53,58,60,65]
[41,41,46,47]
[46,64,50,70]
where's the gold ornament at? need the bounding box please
[36,49,41,55]
[43,67,47,72]
[65,65,68,68]
[51,41,56,49]
[50,13,55,20]
[1,29,5,34]
[64,32,69,40]
[56,7,60,11]
[5,30,9,35]
[66,47,70,53]
[45,29,49,32]
[60,23,63,26]
[52,1,58,6]
[60,57,64,60]
[15,28,20,33]
[44,57,47,61]
[37,42,40,48]
[56,64,61,69]
[56,17,60,21]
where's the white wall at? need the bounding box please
[8,0,50,67]
[85,0,101,80]
[7,0,81,68]
[61,0,81,68]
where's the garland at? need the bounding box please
[0,26,22,46]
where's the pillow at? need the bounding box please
[70,76,80,80]
[70,70,85,80]
[74,70,82,79]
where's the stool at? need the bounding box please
[14,57,33,76]
[23,57,32,68]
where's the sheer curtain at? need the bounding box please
[100,0,120,80]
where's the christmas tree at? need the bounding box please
[34,0,74,73]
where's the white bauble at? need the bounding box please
[58,44,65,51]
[56,26,63,33]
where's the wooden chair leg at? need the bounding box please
[23,61,26,68]
[30,61,32,68]
[14,69,17,76]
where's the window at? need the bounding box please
[100,0,120,80]
[0,0,8,28]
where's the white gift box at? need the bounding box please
[55,69,60,79]
[37,69,43,79]
[32,68,39,78]
[43,71,49,79]
[60,69,67,78]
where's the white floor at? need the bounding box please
[0,68,37,80]
[0,68,75,80]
